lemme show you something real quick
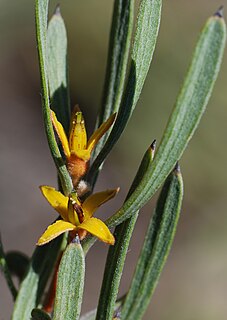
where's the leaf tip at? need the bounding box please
[54,4,61,16]
[150,139,157,151]
[174,162,181,174]
[149,139,157,159]
[214,5,224,18]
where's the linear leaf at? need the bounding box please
[12,237,63,320]
[105,11,226,228]
[35,0,72,195]
[82,10,226,253]
[121,165,183,319]
[92,0,134,162]
[53,239,85,320]
[47,5,71,133]
[95,216,137,320]
[95,145,154,320]
[88,0,162,183]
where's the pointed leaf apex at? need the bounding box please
[54,4,61,16]
[150,139,157,151]
[214,5,224,18]
[174,162,181,174]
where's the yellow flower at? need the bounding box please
[51,106,116,187]
[37,186,119,246]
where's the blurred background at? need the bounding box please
[0,0,227,319]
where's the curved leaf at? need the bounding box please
[121,165,183,319]
[83,10,226,253]
[106,11,226,228]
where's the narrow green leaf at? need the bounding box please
[92,0,134,162]
[95,145,154,320]
[12,237,63,320]
[53,239,85,320]
[88,0,162,183]
[5,251,29,283]
[31,308,51,320]
[121,165,183,320]
[95,216,137,320]
[105,11,226,228]
[0,236,17,300]
[35,0,72,195]
[47,5,71,133]
[83,11,226,254]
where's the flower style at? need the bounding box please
[37,186,119,246]
[51,107,116,187]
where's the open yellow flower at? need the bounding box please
[51,107,116,187]
[37,186,119,246]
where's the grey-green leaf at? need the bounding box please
[95,215,138,320]
[88,0,162,182]
[53,239,85,320]
[121,165,183,320]
[35,0,72,195]
[92,0,134,163]
[47,5,71,133]
[12,237,63,320]
[95,146,154,320]
[106,11,226,228]
[82,12,226,254]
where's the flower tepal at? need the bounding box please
[51,106,116,187]
[37,186,119,246]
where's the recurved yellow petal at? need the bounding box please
[51,110,71,159]
[82,188,119,219]
[37,220,76,246]
[87,113,116,153]
[69,109,87,154]
[40,186,68,221]
[77,217,115,245]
